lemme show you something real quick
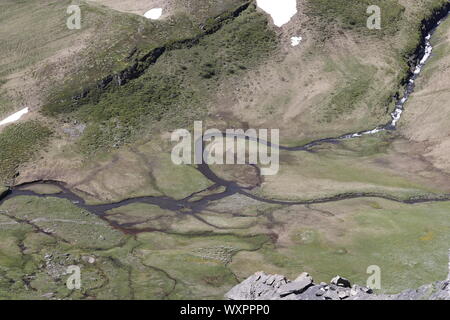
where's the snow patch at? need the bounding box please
[0,107,29,126]
[291,36,302,46]
[144,8,162,20]
[256,0,297,27]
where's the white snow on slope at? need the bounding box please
[256,0,297,27]
[0,107,29,126]
[144,8,162,20]
[291,36,302,46]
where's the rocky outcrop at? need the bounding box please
[226,272,450,300]
[226,251,450,300]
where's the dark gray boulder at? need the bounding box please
[331,276,351,288]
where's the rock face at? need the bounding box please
[226,272,450,300]
[226,251,450,300]
[225,272,289,300]
[278,272,313,297]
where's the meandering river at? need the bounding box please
[1,8,449,234]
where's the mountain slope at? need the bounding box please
[1,0,450,300]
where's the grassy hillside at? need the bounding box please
[38,0,450,153]
[307,0,405,35]
[0,0,252,181]
[61,5,277,154]
[0,122,51,184]
[401,11,450,173]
